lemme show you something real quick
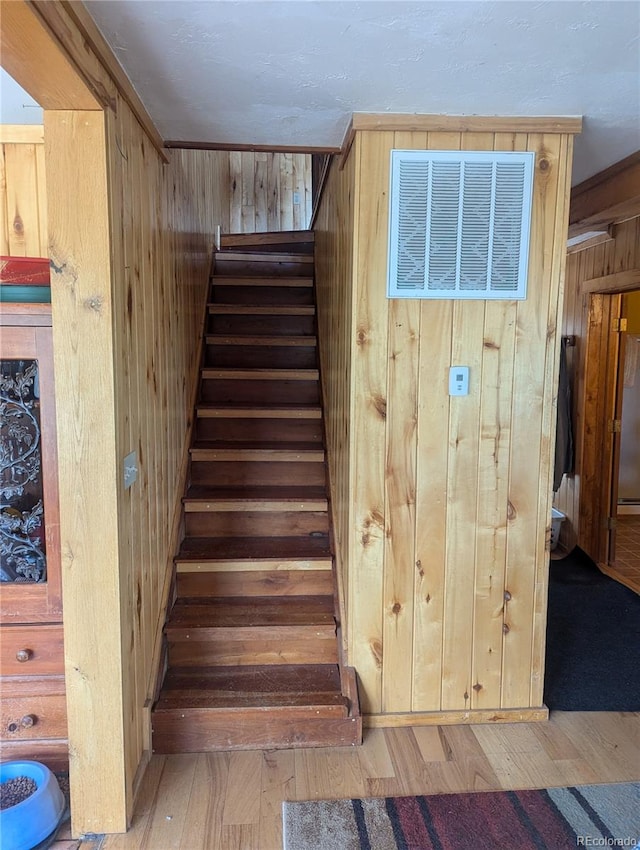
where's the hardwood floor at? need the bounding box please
[51,712,639,850]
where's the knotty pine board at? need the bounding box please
[229,151,311,233]
[46,96,230,834]
[0,126,47,257]
[314,123,575,719]
[106,89,231,818]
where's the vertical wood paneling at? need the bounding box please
[0,144,9,254]
[314,122,575,722]
[530,134,573,706]
[107,97,231,810]
[382,131,421,713]
[0,126,47,257]
[442,299,485,710]
[382,295,419,712]
[351,131,393,714]
[412,131,459,713]
[470,133,522,710]
[46,99,230,833]
[557,215,640,554]
[413,300,452,711]
[229,151,242,233]
[501,134,564,708]
[314,150,356,648]
[228,152,311,233]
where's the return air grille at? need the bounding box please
[387,150,534,299]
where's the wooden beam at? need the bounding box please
[26,1,168,163]
[0,124,44,144]
[0,0,100,110]
[566,229,614,254]
[61,1,168,163]
[569,150,640,226]
[581,268,640,295]
[45,110,127,835]
[351,113,583,135]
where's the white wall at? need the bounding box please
[0,68,43,124]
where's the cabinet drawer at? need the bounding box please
[0,624,64,675]
[1,693,67,741]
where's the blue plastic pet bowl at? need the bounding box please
[0,760,65,850]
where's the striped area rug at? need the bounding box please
[283,783,640,850]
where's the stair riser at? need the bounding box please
[152,713,361,753]
[208,315,315,336]
[167,639,338,667]
[184,511,329,538]
[176,570,333,597]
[204,346,317,370]
[213,259,313,277]
[200,379,320,405]
[190,461,326,487]
[195,418,323,443]
[210,286,314,307]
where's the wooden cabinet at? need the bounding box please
[0,304,68,769]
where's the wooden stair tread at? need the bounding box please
[210,276,313,288]
[206,334,317,346]
[157,664,345,709]
[161,663,340,692]
[155,694,347,712]
[221,231,314,249]
[167,595,335,629]
[190,442,324,463]
[175,570,332,597]
[213,251,314,264]
[208,304,315,315]
[201,367,318,380]
[196,403,322,419]
[176,535,331,563]
[154,232,361,754]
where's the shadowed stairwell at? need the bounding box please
[151,231,362,752]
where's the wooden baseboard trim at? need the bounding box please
[364,706,549,728]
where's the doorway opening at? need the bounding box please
[581,284,640,594]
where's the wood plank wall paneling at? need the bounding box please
[106,93,231,815]
[45,100,230,833]
[0,125,48,257]
[229,151,312,233]
[555,215,640,553]
[313,147,356,655]
[314,127,575,720]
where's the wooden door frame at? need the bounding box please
[580,270,640,566]
[1,3,128,835]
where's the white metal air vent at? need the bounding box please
[387,150,535,300]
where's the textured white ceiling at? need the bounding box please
[85,0,640,184]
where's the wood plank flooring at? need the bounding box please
[53,712,639,850]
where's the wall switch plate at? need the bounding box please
[293,191,301,205]
[124,451,138,489]
[449,366,469,396]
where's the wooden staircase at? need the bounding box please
[152,231,362,753]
